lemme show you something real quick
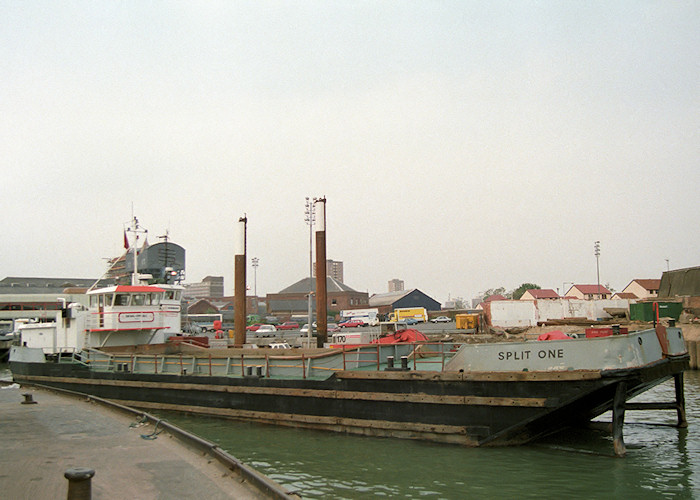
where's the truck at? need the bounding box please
[387,307,428,323]
[339,308,380,326]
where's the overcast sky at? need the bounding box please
[2,1,698,302]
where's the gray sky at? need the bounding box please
[2,1,698,302]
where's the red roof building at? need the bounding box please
[565,284,612,300]
[620,279,661,300]
[520,288,560,300]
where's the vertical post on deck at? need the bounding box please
[234,216,247,347]
[674,372,688,428]
[314,197,327,348]
[612,381,627,457]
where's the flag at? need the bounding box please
[123,230,129,250]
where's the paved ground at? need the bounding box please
[0,384,270,499]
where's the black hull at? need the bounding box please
[11,356,688,446]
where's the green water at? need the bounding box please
[160,372,700,499]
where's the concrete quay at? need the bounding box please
[0,383,294,499]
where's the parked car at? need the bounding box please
[340,319,366,328]
[277,321,300,330]
[246,323,263,331]
[255,325,277,337]
[431,316,452,323]
[327,323,341,333]
[300,323,314,334]
[403,318,419,325]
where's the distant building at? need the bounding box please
[369,289,441,317]
[107,241,185,284]
[313,260,344,283]
[611,292,638,300]
[187,298,220,315]
[658,266,700,298]
[266,277,368,319]
[520,289,560,301]
[619,279,661,300]
[565,284,611,300]
[475,294,509,310]
[388,279,404,293]
[0,276,114,329]
[0,277,110,294]
[184,276,224,299]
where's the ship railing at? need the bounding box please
[81,341,459,378]
[55,348,90,366]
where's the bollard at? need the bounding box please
[21,393,38,405]
[401,356,409,370]
[256,365,263,377]
[612,324,620,336]
[65,467,95,500]
[245,366,253,376]
[386,356,394,369]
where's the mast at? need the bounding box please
[234,216,247,346]
[125,216,147,285]
[314,197,327,347]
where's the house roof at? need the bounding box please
[484,294,507,302]
[613,292,638,299]
[277,276,357,294]
[571,284,611,294]
[630,279,661,291]
[268,299,315,312]
[0,276,113,294]
[369,289,415,307]
[524,289,559,299]
[187,298,217,312]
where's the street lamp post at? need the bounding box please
[594,241,601,297]
[304,198,315,345]
[251,257,259,298]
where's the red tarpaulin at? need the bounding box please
[537,330,571,341]
[372,329,428,344]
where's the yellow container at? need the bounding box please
[456,313,478,330]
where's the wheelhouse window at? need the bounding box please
[114,294,130,306]
[132,294,146,306]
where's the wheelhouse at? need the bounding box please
[86,285,182,344]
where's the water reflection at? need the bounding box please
[161,372,700,499]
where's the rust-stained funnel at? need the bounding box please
[234,216,247,346]
[315,198,327,347]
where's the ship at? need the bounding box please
[7,212,691,457]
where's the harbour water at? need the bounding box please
[160,372,700,499]
[3,364,698,498]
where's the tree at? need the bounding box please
[480,287,507,300]
[511,283,541,300]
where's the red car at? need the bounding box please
[340,319,366,328]
[246,323,263,331]
[277,322,300,330]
